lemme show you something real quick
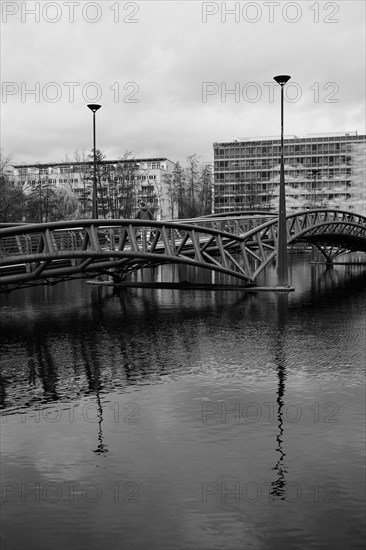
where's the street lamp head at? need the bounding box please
[273,75,291,86]
[87,104,101,113]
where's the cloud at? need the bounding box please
[1,1,365,165]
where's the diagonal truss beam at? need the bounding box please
[0,209,365,292]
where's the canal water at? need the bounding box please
[1,255,365,550]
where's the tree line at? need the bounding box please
[164,155,213,219]
[0,149,213,223]
[0,149,79,223]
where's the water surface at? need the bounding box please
[1,256,365,549]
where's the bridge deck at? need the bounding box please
[1,209,365,292]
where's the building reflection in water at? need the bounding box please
[26,337,59,402]
[270,293,288,500]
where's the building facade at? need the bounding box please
[11,157,176,220]
[213,132,366,215]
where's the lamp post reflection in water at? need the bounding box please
[94,386,108,455]
[271,293,289,499]
[81,337,109,454]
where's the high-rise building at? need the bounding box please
[213,132,365,215]
[11,157,176,219]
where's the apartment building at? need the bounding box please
[11,157,176,220]
[213,132,366,215]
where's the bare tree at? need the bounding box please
[55,185,80,219]
[25,175,64,222]
[162,173,175,218]
[0,149,13,174]
[0,150,29,222]
[172,162,186,218]
[185,154,201,217]
[198,163,213,215]
[113,152,140,218]
[83,149,110,218]
[72,150,90,217]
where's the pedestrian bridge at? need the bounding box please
[0,209,365,292]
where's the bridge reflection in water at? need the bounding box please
[0,209,365,292]
[1,257,365,549]
[1,257,365,429]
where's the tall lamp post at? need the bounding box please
[312,169,320,207]
[87,104,101,219]
[273,75,291,287]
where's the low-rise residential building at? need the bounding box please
[11,157,176,220]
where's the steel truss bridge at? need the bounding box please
[0,209,365,293]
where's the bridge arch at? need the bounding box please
[0,209,365,292]
[241,209,366,279]
[0,219,255,292]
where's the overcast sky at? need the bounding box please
[1,0,365,166]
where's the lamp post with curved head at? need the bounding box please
[87,104,101,219]
[273,75,291,287]
[312,169,320,207]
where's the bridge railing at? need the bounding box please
[1,209,365,285]
[179,213,277,235]
[0,227,86,258]
[1,210,364,259]
[0,218,245,261]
